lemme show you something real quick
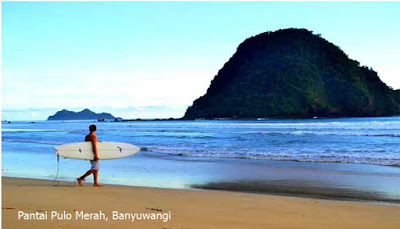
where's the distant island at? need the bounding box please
[184,28,400,119]
[47,109,116,121]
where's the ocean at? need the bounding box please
[2,117,400,202]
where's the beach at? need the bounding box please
[3,119,400,228]
[3,119,400,203]
[4,1,400,228]
[3,177,400,229]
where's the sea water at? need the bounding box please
[2,117,400,201]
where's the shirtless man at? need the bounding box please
[77,124,103,187]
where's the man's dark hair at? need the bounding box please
[89,124,97,132]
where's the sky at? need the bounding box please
[2,2,400,120]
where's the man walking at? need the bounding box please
[77,124,103,187]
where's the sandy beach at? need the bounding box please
[2,177,400,229]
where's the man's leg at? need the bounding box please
[77,170,94,186]
[93,170,103,187]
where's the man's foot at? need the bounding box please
[93,184,103,187]
[77,178,83,186]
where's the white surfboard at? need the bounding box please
[55,142,140,160]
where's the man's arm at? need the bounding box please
[92,136,99,161]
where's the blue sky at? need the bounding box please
[2,2,400,120]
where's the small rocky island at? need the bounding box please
[184,28,400,119]
[47,109,116,121]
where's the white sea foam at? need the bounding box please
[3,118,400,167]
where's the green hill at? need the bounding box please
[184,28,400,119]
[47,109,116,120]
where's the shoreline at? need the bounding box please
[3,177,400,228]
[4,176,399,206]
[5,175,400,205]
[3,148,400,204]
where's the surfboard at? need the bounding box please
[54,142,140,160]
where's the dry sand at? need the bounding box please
[2,177,400,229]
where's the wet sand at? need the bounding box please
[2,177,400,229]
[192,180,400,203]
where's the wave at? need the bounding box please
[118,130,400,139]
[145,147,400,167]
[250,130,400,138]
[132,134,220,140]
[214,120,400,130]
[2,138,65,146]
[2,129,60,132]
